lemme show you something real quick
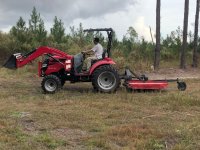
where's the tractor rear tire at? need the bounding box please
[41,75,61,94]
[92,65,120,93]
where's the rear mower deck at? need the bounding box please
[121,68,187,92]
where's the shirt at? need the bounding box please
[91,43,103,59]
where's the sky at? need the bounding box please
[0,0,197,41]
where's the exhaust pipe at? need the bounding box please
[3,53,21,69]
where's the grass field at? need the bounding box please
[0,67,200,150]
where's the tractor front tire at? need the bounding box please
[92,65,120,93]
[41,75,61,94]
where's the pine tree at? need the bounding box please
[50,16,65,43]
[180,0,189,69]
[69,23,85,47]
[192,0,200,67]
[127,26,138,43]
[37,19,47,42]
[10,16,27,43]
[154,0,161,70]
[29,7,47,43]
[122,27,138,57]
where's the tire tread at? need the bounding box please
[41,74,61,94]
[91,65,120,93]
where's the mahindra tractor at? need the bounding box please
[3,28,187,94]
[4,28,121,93]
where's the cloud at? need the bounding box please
[0,0,136,28]
[134,16,155,42]
[1,0,195,42]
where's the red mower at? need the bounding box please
[3,28,186,93]
[122,67,186,92]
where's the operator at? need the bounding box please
[82,37,103,72]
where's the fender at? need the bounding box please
[89,58,116,75]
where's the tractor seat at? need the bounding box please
[91,49,107,64]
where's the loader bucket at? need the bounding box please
[3,54,17,69]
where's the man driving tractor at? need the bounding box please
[82,37,103,72]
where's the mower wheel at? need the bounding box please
[178,82,187,91]
[41,75,61,94]
[92,65,120,93]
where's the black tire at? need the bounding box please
[178,82,187,91]
[41,75,61,94]
[92,65,120,93]
[52,73,65,87]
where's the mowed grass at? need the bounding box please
[0,67,200,150]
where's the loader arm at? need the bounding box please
[4,46,72,69]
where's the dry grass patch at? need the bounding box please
[0,68,200,149]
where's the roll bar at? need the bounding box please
[83,28,113,58]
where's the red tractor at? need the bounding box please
[4,28,121,93]
[4,28,187,93]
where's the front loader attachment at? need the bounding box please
[3,54,19,69]
[3,47,73,70]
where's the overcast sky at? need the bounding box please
[0,0,196,41]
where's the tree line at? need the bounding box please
[155,0,200,70]
[0,5,199,69]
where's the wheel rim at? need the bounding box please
[44,79,57,92]
[97,71,116,90]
